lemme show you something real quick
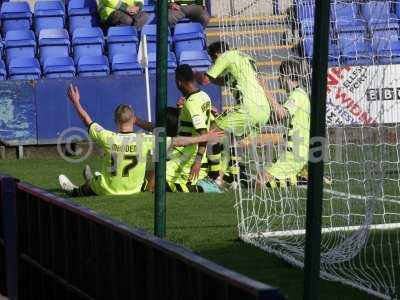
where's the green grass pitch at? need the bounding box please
[0,157,379,300]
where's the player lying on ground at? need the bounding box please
[58,84,223,196]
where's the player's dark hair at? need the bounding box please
[279,60,303,82]
[175,64,194,82]
[114,104,134,124]
[207,41,229,58]
[166,107,179,137]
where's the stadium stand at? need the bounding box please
[34,0,65,37]
[0,0,207,79]
[148,51,177,73]
[77,54,109,77]
[0,1,32,35]
[5,30,36,64]
[143,0,156,13]
[72,27,104,62]
[107,26,139,60]
[179,50,211,71]
[38,29,70,64]
[43,56,76,78]
[141,23,172,53]
[0,60,6,80]
[111,53,142,75]
[67,0,99,34]
[8,57,41,80]
[297,0,400,66]
[173,22,206,59]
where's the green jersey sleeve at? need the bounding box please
[88,122,114,148]
[206,53,230,79]
[184,99,208,130]
[283,96,298,118]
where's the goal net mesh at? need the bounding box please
[214,0,400,298]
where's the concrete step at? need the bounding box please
[208,14,290,28]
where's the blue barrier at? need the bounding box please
[0,81,37,145]
[0,75,222,145]
[0,175,286,300]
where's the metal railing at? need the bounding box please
[0,175,286,300]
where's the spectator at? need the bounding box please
[98,0,149,29]
[156,0,210,27]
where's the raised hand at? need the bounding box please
[67,84,80,107]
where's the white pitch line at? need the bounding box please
[298,186,400,205]
[245,223,400,238]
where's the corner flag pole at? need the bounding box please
[154,0,168,238]
[139,34,152,122]
[303,1,331,300]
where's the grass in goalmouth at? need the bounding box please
[0,156,373,300]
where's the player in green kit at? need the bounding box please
[58,84,223,196]
[259,60,310,187]
[164,64,217,192]
[196,41,271,136]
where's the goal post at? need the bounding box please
[303,0,331,299]
[214,0,400,298]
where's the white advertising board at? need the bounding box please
[326,64,400,126]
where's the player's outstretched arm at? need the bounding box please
[258,77,288,120]
[171,129,224,147]
[135,116,154,132]
[67,84,93,127]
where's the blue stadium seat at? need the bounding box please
[141,24,171,53]
[373,38,400,64]
[173,22,205,59]
[143,0,155,13]
[0,60,6,80]
[296,1,314,21]
[0,2,32,35]
[68,0,99,34]
[337,32,366,50]
[39,29,70,64]
[77,55,109,77]
[332,2,366,33]
[361,1,398,26]
[302,37,339,66]
[107,26,139,60]
[5,30,36,63]
[8,57,41,80]
[148,51,176,73]
[72,27,104,62]
[301,18,314,35]
[340,40,373,66]
[179,50,211,71]
[111,54,142,75]
[43,56,76,78]
[34,1,65,36]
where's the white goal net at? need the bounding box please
[214,0,400,298]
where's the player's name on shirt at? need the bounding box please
[111,143,138,153]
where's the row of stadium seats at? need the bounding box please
[0,0,99,36]
[0,23,211,79]
[298,0,400,35]
[297,0,400,66]
[303,34,400,66]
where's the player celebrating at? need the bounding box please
[259,60,310,187]
[162,64,217,192]
[196,41,271,136]
[59,84,222,196]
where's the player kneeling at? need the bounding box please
[258,60,310,188]
[59,85,223,197]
